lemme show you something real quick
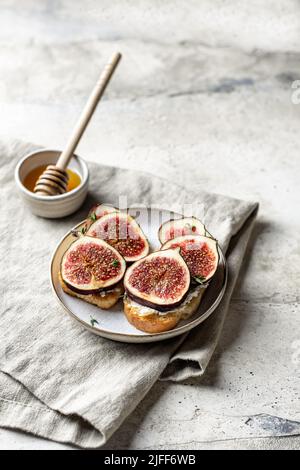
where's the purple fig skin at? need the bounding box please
[125,288,189,313]
[62,276,121,296]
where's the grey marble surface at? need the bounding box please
[0,1,299,450]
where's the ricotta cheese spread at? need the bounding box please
[125,284,206,316]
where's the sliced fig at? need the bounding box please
[124,249,190,312]
[158,217,206,244]
[161,235,218,284]
[88,203,119,221]
[86,212,149,262]
[61,236,126,294]
[83,204,119,232]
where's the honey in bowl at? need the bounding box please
[23,165,81,193]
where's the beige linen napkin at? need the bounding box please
[0,140,258,448]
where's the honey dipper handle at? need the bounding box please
[56,52,122,170]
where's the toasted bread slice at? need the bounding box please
[124,286,205,333]
[59,272,123,309]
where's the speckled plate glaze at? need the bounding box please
[50,207,227,343]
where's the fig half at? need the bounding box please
[88,203,119,221]
[86,212,149,262]
[158,217,206,244]
[124,249,190,312]
[162,235,219,284]
[83,204,119,232]
[61,236,126,294]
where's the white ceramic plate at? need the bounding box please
[50,207,227,343]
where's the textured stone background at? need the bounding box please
[0,1,299,450]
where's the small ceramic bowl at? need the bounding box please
[15,149,89,218]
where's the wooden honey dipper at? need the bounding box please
[34,52,122,196]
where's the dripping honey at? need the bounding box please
[23,165,81,193]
